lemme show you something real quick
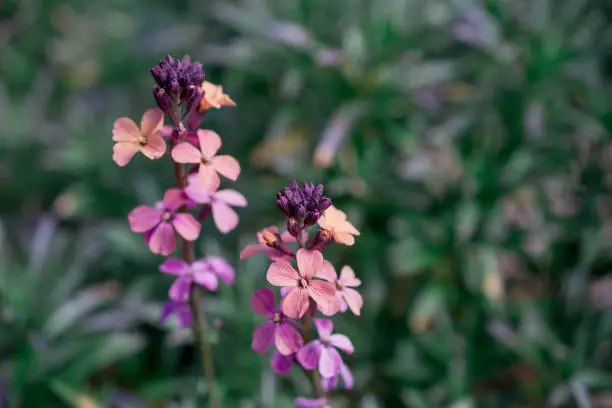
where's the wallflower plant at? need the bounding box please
[112,55,241,408]
[242,181,362,406]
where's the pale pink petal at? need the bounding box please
[163,188,186,211]
[308,280,337,316]
[198,163,220,190]
[266,261,299,287]
[280,286,293,297]
[112,142,139,167]
[341,287,363,316]
[148,222,176,256]
[251,321,275,353]
[204,256,235,284]
[140,133,167,160]
[140,107,164,136]
[250,288,276,318]
[330,334,354,354]
[171,142,201,163]
[211,155,240,181]
[296,340,323,370]
[340,221,360,236]
[112,118,140,142]
[275,322,303,355]
[128,205,162,232]
[184,183,213,204]
[159,258,189,275]
[169,275,192,302]
[281,287,310,318]
[314,319,334,339]
[339,266,361,287]
[214,190,247,207]
[340,363,354,389]
[239,243,267,260]
[271,351,293,375]
[210,201,239,233]
[172,213,200,241]
[334,232,355,246]
[266,248,293,262]
[319,346,342,378]
[316,260,337,282]
[296,249,324,280]
[197,129,222,159]
[191,270,218,291]
[322,376,338,392]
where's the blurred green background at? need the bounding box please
[2,0,612,407]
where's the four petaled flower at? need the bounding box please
[319,264,363,316]
[160,257,235,301]
[172,129,240,189]
[128,188,200,256]
[317,205,360,246]
[267,249,336,318]
[239,226,294,262]
[112,108,167,166]
[200,81,236,111]
[250,288,303,355]
[297,318,354,378]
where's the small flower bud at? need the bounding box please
[153,86,174,118]
[308,229,331,251]
[287,217,301,238]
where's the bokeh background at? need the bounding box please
[3,0,612,407]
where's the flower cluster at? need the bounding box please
[241,181,361,405]
[112,55,243,327]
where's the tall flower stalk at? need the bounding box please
[241,181,362,407]
[113,55,241,408]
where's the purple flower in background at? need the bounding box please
[294,397,330,408]
[251,288,303,355]
[322,362,354,391]
[159,300,192,328]
[160,257,233,301]
[297,318,354,378]
[271,350,294,375]
[276,180,332,233]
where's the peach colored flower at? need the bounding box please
[171,129,240,188]
[112,108,166,166]
[317,205,360,246]
[200,81,236,111]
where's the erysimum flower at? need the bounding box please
[317,205,360,246]
[318,264,363,316]
[128,188,200,255]
[171,129,240,188]
[239,226,295,261]
[159,300,192,328]
[322,363,354,391]
[160,257,235,301]
[251,288,303,355]
[184,175,247,233]
[297,318,354,378]
[200,81,236,111]
[112,108,166,166]
[266,249,336,318]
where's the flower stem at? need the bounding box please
[174,158,220,408]
[300,314,325,399]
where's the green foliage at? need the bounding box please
[2,0,612,406]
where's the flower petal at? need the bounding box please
[128,206,162,232]
[333,231,355,246]
[314,319,334,339]
[307,280,337,316]
[159,258,189,275]
[250,288,276,318]
[294,398,328,408]
[330,334,354,354]
[211,201,239,233]
[140,133,167,160]
[296,249,324,280]
[192,270,218,291]
[275,322,303,355]
[339,265,361,287]
[281,287,310,318]
[251,321,275,353]
[214,189,247,207]
[317,205,346,231]
[341,287,363,316]
[169,276,192,302]
[197,129,222,159]
[239,243,267,260]
[113,142,140,167]
[321,375,338,392]
[339,220,360,236]
[319,346,342,378]
[198,163,221,191]
[340,363,354,389]
[211,155,240,181]
[271,351,293,375]
[204,256,235,284]
[266,261,299,287]
[171,142,201,163]
[140,107,164,136]
[112,118,140,142]
[296,340,323,370]
[148,222,175,256]
[184,183,213,204]
[316,260,337,282]
[172,213,200,241]
[163,188,186,211]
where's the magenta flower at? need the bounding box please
[171,129,240,188]
[251,288,303,355]
[239,226,295,261]
[266,249,336,318]
[160,257,234,301]
[318,264,363,316]
[184,175,247,234]
[297,318,354,378]
[294,398,330,408]
[128,188,200,256]
[159,300,192,328]
[271,350,294,375]
[322,362,354,391]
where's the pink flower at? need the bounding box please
[318,264,363,316]
[271,350,294,375]
[128,188,200,256]
[112,108,167,166]
[239,226,295,261]
[159,300,192,328]
[294,398,330,408]
[160,257,235,301]
[171,129,240,187]
[251,288,303,355]
[266,249,336,318]
[317,205,360,246]
[184,175,247,233]
[321,363,354,391]
[296,318,354,378]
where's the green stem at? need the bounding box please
[301,314,325,399]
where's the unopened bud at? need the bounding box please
[308,229,331,251]
[287,217,302,238]
[153,86,173,118]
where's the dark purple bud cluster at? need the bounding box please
[276,180,332,237]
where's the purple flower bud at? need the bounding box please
[153,86,174,119]
[308,229,331,251]
[150,55,205,99]
[185,87,206,131]
[287,217,301,238]
[276,180,332,229]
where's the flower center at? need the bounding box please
[336,280,344,290]
[162,211,172,222]
[272,312,282,323]
[299,278,309,288]
[320,336,330,346]
[138,135,147,146]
